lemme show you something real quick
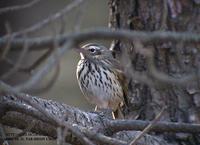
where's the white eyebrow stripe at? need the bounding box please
[89,46,100,50]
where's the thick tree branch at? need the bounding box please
[0,94,200,145]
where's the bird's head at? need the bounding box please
[77,43,113,59]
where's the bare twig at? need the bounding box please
[73,1,86,32]
[129,107,166,145]
[3,47,54,74]
[2,0,84,39]
[0,0,41,15]
[29,63,60,94]
[1,23,12,60]
[28,28,61,94]
[13,41,74,92]
[1,35,29,80]
[22,48,53,73]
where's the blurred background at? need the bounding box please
[0,0,108,144]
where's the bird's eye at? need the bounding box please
[89,48,95,53]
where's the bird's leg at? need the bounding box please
[113,107,124,119]
[95,107,114,119]
[94,106,98,111]
[112,112,116,120]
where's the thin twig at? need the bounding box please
[3,48,54,73]
[13,41,74,92]
[28,63,60,94]
[129,107,166,145]
[1,35,29,80]
[1,23,12,60]
[73,1,86,32]
[2,0,84,39]
[22,48,53,73]
[0,0,41,15]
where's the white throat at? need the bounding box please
[80,53,85,59]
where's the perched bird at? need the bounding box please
[76,43,127,118]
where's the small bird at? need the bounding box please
[76,43,127,118]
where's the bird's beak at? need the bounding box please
[74,47,82,53]
[75,47,86,55]
[75,47,88,59]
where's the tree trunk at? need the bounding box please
[109,0,200,144]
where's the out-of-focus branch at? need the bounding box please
[0,23,12,60]
[0,35,29,80]
[0,28,199,51]
[3,42,54,74]
[2,0,84,39]
[28,63,60,94]
[0,0,41,15]
[129,107,165,145]
[13,41,73,92]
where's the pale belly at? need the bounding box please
[76,59,123,110]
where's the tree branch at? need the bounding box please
[0,94,200,145]
[2,0,84,39]
[0,28,199,51]
[0,0,41,15]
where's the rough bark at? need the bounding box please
[0,95,175,145]
[109,0,200,144]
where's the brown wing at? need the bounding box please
[115,69,128,106]
[107,58,128,107]
[99,56,129,107]
[109,58,128,95]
